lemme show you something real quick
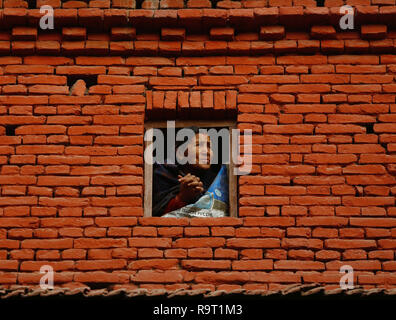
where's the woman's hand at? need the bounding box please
[176,173,204,203]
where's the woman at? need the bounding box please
[152,127,228,217]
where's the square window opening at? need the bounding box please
[144,120,238,218]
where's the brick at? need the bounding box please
[162,91,177,110]
[315,250,340,261]
[343,197,394,207]
[368,250,394,260]
[274,260,324,270]
[74,271,129,283]
[188,248,213,258]
[214,248,238,259]
[252,75,299,84]
[259,26,285,40]
[18,75,67,85]
[131,270,184,283]
[126,57,174,66]
[138,248,163,258]
[232,260,273,270]
[277,55,327,65]
[200,75,248,85]
[240,248,262,259]
[211,227,235,237]
[185,227,209,237]
[227,238,280,248]
[0,239,21,249]
[70,79,86,96]
[325,239,377,249]
[326,260,381,271]
[182,260,231,270]
[110,27,136,40]
[152,91,164,109]
[189,218,242,227]
[346,175,395,185]
[158,41,181,55]
[161,28,186,41]
[0,96,48,105]
[173,238,225,248]
[296,217,347,227]
[21,239,73,249]
[20,260,74,272]
[93,217,138,227]
[288,249,314,260]
[329,56,378,66]
[112,248,137,259]
[251,270,301,284]
[56,66,106,75]
[128,258,178,270]
[164,249,186,258]
[150,77,196,86]
[336,65,385,74]
[361,25,387,40]
[282,238,323,250]
[62,27,86,40]
[74,238,126,249]
[279,84,330,93]
[128,238,172,248]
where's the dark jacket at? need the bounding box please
[152,163,218,217]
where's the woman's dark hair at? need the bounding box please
[175,126,200,149]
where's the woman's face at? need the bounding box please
[189,133,213,170]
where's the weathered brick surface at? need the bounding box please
[0,3,395,292]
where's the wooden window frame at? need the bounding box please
[144,120,238,218]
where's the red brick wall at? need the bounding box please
[0,1,395,292]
